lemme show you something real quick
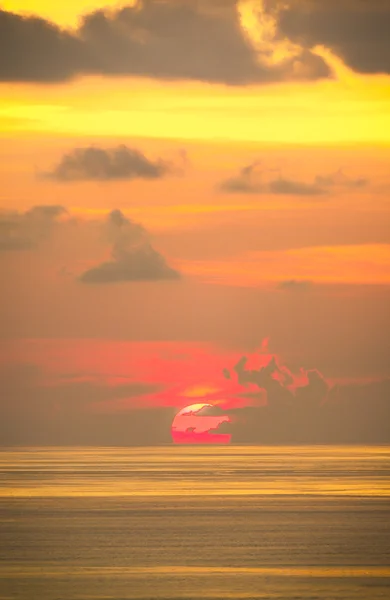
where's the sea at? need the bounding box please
[0,446,389,600]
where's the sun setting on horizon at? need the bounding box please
[1,2,390,599]
[171,403,232,444]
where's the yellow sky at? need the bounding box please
[3,0,131,27]
[1,3,390,146]
[1,67,390,145]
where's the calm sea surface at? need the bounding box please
[0,446,389,600]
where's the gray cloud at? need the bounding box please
[45,145,173,182]
[230,375,390,445]
[227,353,390,444]
[0,2,329,84]
[80,209,180,284]
[0,205,66,251]
[279,0,390,75]
[0,9,88,82]
[220,162,368,196]
[3,1,388,85]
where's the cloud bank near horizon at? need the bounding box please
[0,341,389,445]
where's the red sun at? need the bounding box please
[171,403,232,445]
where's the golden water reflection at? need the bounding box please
[1,446,389,497]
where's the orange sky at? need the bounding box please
[1,0,389,286]
[1,0,390,450]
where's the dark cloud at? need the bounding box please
[228,355,390,444]
[279,0,390,75]
[229,381,390,444]
[80,209,180,284]
[0,2,329,84]
[210,419,232,435]
[0,9,88,82]
[0,205,66,251]
[45,146,173,182]
[233,354,328,408]
[4,1,388,85]
[223,368,231,380]
[220,162,368,196]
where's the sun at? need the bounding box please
[171,403,232,445]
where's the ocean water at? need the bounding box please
[0,446,389,600]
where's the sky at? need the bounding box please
[0,0,389,445]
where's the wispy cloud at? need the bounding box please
[0,205,66,251]
[278,280,313,291]
[219,162,368,196]
[179,244,390,285]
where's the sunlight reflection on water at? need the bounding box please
[0,446,389,599]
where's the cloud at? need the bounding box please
[210,419,232,435]
[233,354,329,408]
[0,9,88,82]
[278,280,313,291]
[269,177,326,196]
[230,376,390,444]
[0,2,329,84]
[80,209,180,284]
[227,349,390,444]
[314,170,368,189]
[1,342,389,445]
[0,205,66,251]
[0,363,171,445]
[237,0,327,77]
[45,145,174,182]
[220,162,368,196]
[195,405,227,417]
[279,0,390,75]
[0,204,179,282]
